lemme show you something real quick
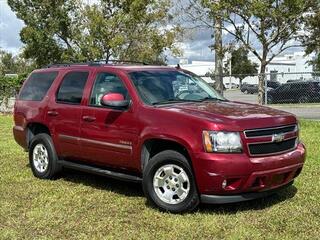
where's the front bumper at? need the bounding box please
[201,180,294,204]
[193,142,306,196]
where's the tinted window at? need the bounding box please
[19,72,58,101]
[90,72,129,106]
[56,71,88,104]
[278,84,290,91]
[290,84,303,90]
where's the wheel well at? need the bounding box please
[141,139,191,170]
[27,123,51,147]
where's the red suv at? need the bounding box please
[13,63,305,213]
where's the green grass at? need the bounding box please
[0,115,319,239]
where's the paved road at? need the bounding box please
[224,90,320,120]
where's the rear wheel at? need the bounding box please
[29,133,61,179]
[143,150,199,213]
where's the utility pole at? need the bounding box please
[214,14,224,96]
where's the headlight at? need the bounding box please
[203,131,242,153]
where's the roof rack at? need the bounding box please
[46,59,148,68]
[96,59,148,65]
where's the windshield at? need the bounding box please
[128,70,226,105]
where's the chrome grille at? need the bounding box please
[248,138,297,155]
[244,124,297,138]
[244,124,298,156]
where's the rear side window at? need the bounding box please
[19,72,58,101]
[56,71,89,104]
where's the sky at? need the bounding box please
[0,0,217,62]
[0,0,304,64]
[0,0,24,54]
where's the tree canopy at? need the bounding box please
[303,5,320,72]
[225,46,258,85]
[8,0,181,67]
[178,0,316,103]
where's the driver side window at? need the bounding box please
[90,72,129,106]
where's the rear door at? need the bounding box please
[80,71,139,170]
[46,70,91,161]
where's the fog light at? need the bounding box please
[222,179,227,189]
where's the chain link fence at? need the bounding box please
[200,72,320,105]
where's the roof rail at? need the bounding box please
[46,59,149,68]
[92,59,148,65]
[46,62,95,68]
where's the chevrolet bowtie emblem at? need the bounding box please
[272,133,285,143]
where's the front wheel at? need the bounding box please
[142,150,199,213]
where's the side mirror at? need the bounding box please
[100,93,129,108]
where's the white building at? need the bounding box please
[174,51,315,86]
[245,52,314,84]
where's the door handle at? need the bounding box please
[82,116,96,122]
[47,110,59,116]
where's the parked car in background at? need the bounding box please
[267,81,281,89]
[13,62,305,213]
[241,83,258,94]
[225,82,239,89]
[267,81,320,104]
[242,81,281,94]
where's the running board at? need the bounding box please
[58,160,142,183]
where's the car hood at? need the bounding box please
[159,101,296,131]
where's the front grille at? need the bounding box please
[248,138,297,155]
[245,125,297,138]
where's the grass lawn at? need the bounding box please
[0,115,319,239]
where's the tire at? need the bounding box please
[29,133,61,179]
[142,150,199,213]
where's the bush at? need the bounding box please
[0,75,25,111]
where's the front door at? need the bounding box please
[80,71,139,170]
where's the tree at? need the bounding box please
[225,46,258,87]
[8,0,181,67]
[0,49,33,76]
[303,5,320,73]
[0,50,16,75]
[180,0,315,103]
[176,0,226,95]
[201,0,316,104]
[0,50,35,112]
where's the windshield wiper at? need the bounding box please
[152,99,200,105]
[200,97,226,102]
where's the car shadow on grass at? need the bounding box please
[60,168,298,212]
[199,185,298,214]
[48,166,298,213]
[60,169,144,198]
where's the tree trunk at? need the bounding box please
[239,78,243,89]
[258,62,267,105]
[214,16,224,96]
